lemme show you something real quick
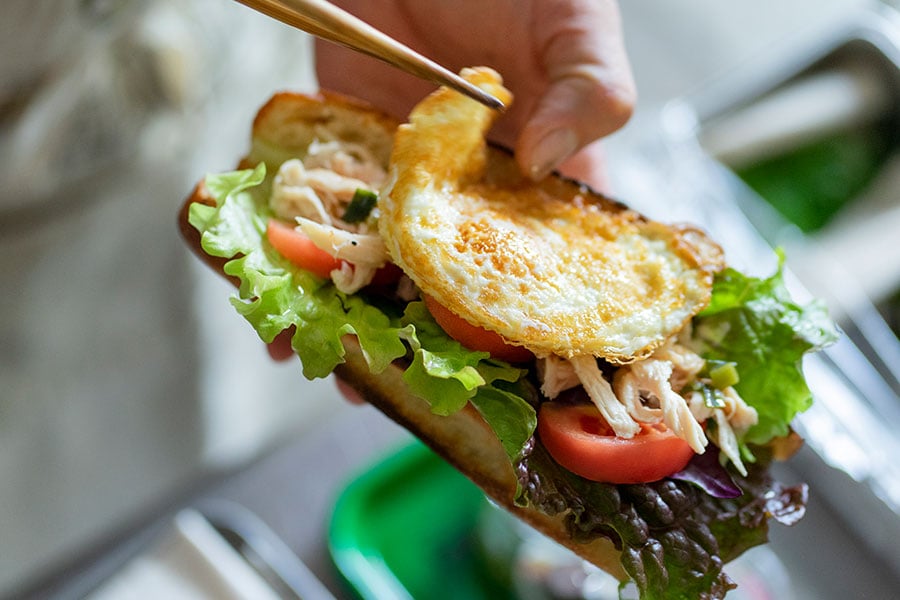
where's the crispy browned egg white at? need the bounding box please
[379,67,723,362]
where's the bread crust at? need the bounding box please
[178,90,629,580]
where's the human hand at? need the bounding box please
[316,0,636,188]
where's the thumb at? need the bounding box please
[516,0,636,180]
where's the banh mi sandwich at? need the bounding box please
[179,67,838,599]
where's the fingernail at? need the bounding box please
[528,128,578,180]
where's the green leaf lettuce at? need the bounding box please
[690,252,839,445]
[188,166,537,461]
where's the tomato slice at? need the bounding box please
[267,219,343,278]
[537,402,695,483]
[422,294,534,363]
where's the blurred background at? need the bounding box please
[1,0,898,598]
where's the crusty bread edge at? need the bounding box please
[177,184,626,580]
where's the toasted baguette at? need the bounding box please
[178,90,627,580]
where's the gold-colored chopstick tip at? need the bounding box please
[486,94,507,112]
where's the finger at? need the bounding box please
[556,140,610,193]
[517,0,636,180]
[266,327,295,362]
[335,377,366,405]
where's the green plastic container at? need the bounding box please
[328,440,515,600]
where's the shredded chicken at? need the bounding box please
[544,341,759,473]
[721,387,759,432]
[613,368,663,423]
[294,217,390,294]
[651,341,705,391]
[296,218,388,265]
[268,139,391,294]
[271,158,377,232]
[569,355,640,438]
[623,359,707,454]
[330,262,380,295]
[688,386,758,475]
[304,138,387,186]
[539,355,580,399]
[271,159,334,225]
[304,168,369,205]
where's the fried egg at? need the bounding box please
[379,67,723,362]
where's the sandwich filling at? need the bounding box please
[263,68,760,477]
